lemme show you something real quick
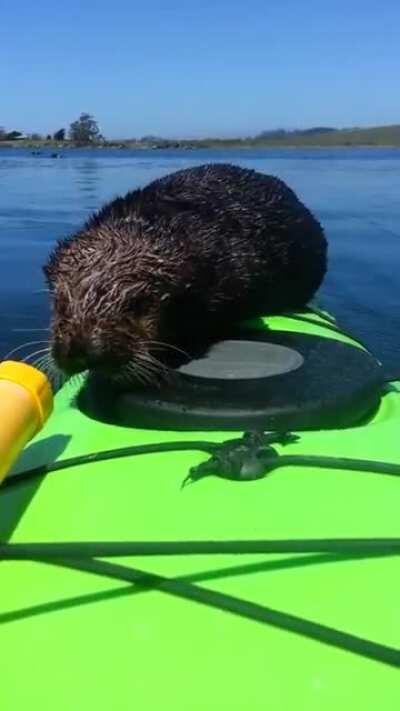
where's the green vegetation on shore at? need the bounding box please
[1,114,400,149]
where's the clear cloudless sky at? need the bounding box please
[1,0,400,138]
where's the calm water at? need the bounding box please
[1,147,399,377]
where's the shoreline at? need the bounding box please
[2,123,400,151]
[1,141,400,151]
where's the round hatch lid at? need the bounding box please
[178,340,304,380]
[78,330,383,431]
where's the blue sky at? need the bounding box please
[1,0,400,138]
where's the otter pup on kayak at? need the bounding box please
[44,163,327,383]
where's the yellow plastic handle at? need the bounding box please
[0,361,53,485]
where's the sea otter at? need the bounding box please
[44,163,327,384]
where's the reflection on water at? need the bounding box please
[0,146,399,377]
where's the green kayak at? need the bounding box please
[1,310,399,710]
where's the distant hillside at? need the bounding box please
[145,124,400,148]
[256,127,337,139]
[249,125,400,147]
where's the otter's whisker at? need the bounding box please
[125,353,174,386]
[139,350,170,369]
[34,355,52,374]
[123,361,154,386]
[116,368,141,386]
[39,355,56,377]
[141,353,173,379]
[30,351,64,392]
[130,358,162,381]
[148,340,190,360]
[22,347,51,364]
[56,370,67,392]
[3,339,49,360]
[133,357,162,375]
[43,353,64,388]
[128,364,153,385]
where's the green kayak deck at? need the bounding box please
[1,312,399,710]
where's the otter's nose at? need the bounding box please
[52,338,91,374]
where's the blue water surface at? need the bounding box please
[0,146,399,377]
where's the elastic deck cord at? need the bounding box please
[3,430,400,489]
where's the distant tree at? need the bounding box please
[69,113,101,145]
[0,126,6,140]
[28,133,43,141]
[53,128,66,141]
[6,130,24,140]
[46,134,52,140]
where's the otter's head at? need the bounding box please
[43,228,177,384]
